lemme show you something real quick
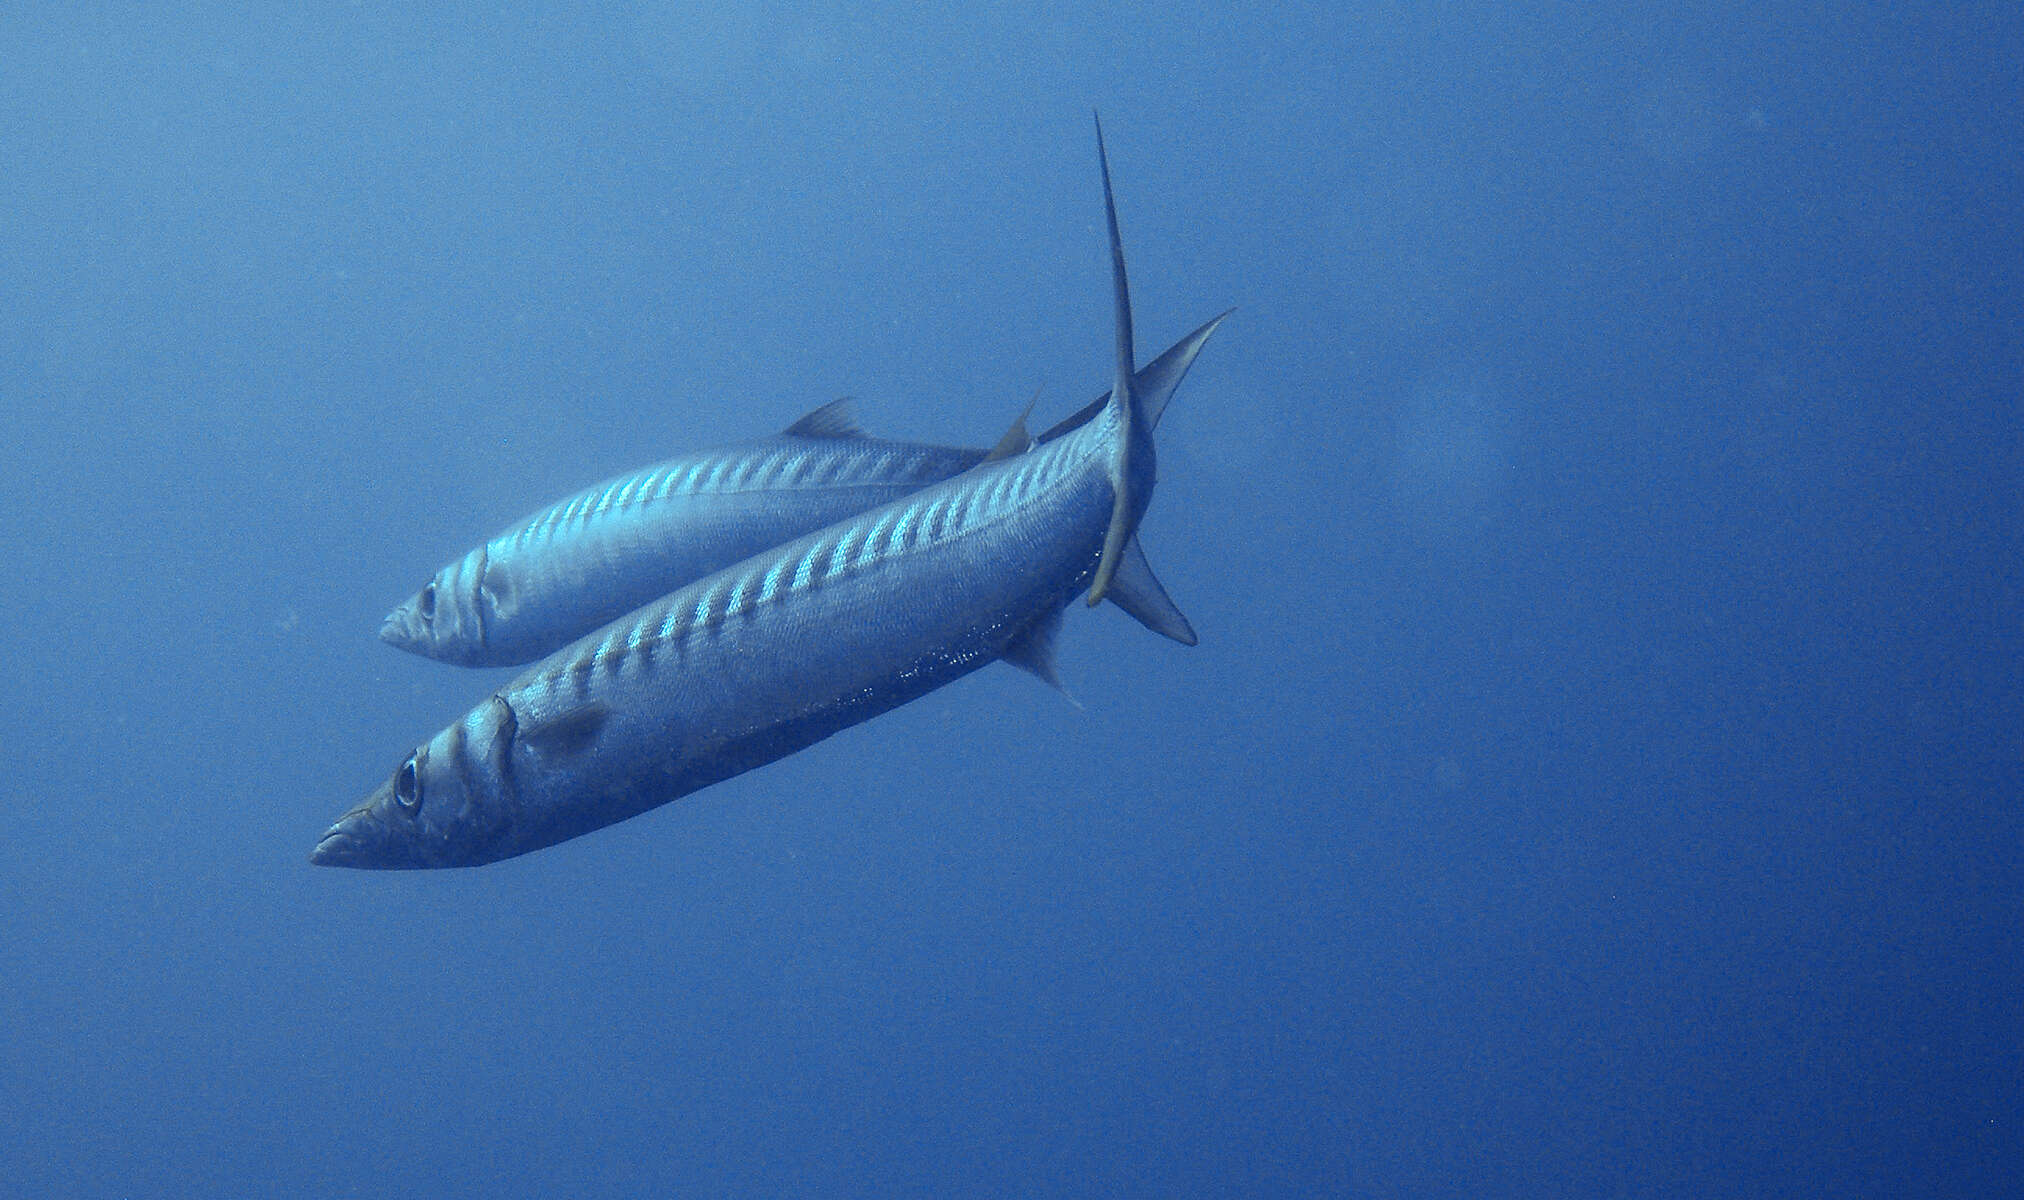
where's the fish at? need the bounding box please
[379,406,982,668]
[380,324,1224,667]
[311,117,1225,869]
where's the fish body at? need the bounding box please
[383,307,1225,671]
[380,409,985,667]
[313,121,1221,869]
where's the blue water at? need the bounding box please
[3,6,2017,1196]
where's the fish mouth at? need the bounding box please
[378,610,411,648]
[309,827,353,866]
[310,807,386,868]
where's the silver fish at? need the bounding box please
[378,407,980,668]
[381,321,1221,669]
[313,117,1223,869]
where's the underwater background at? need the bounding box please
[2,4,2017,1196]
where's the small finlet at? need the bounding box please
[783,398,866,440]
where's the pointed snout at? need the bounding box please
[379,605,416,650]
[310,803,391,869]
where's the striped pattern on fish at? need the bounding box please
[382,306,1225,669]
[313,119,1222,869]
[379,409,985,667]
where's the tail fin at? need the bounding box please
[1088,111,1138,607]
[1106,534,1197,645]
[1037,309,1232,444]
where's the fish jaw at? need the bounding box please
[310,785,463,871]
[378,600,425,654]
[309,788,409,869]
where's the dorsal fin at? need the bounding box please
[783,398,865,440]
[983,388,1042,463]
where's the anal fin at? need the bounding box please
[1002,609,1074,700]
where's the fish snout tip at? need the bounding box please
[377,609,408,647]
[309,828,349,867]
[310,808,381,868]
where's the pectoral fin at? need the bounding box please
[517,699,611,757]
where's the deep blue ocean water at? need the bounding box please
[2,6,2017,1196]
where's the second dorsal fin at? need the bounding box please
[783,398,866,440]
[983,389,1042,463]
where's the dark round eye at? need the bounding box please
[418,582,437,622]
[394,756,422,814]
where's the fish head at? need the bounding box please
[311,700,518,869]
[380,550,489,666]
[309,772,436,870]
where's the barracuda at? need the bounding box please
[382,326,1222,667]
[312,118,1224,869]
[379,408,977,668]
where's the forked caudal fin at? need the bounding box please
[1088,111,1139,608]
[1105,533,1196,645]
[1033,308,1230,648]
[1036,308,1232,444]
[1004,528,1197,691]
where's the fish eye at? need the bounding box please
[394,756,422,815]
[418,582,437,622]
